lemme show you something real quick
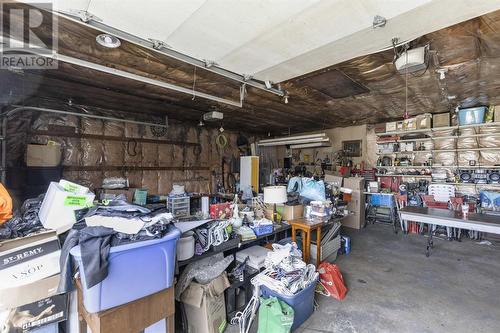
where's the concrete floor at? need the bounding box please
[228,223,500,333]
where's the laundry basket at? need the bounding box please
[70,227,180,313]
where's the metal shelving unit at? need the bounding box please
[376,121,500,137]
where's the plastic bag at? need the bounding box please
[258,296,294,333]
[0,183,13,224]
[0,195,45,240]
[317,262,348,300]
[299,178,326,201]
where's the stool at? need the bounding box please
[289,219,322,265]
[76,279,174,333]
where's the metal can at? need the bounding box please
[342,235,351,254]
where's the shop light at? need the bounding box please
[258,137,330,147]
[289,142,331,149]
[96,34,121,48]
[258,133,327,145]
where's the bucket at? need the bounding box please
[177,231,195,261]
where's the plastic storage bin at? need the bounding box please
[369,193,394,207]
[70,227,181,313]
[260,277,318,331]
[458,107,486,125]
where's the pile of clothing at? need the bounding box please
[0,194,45,240]
[253,242,318,296]
[59,196,175,292]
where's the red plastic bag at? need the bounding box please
[317,262,348,300]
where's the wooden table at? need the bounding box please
[76,279,175,333]
[289,216,345,265]
[400,206,500,256]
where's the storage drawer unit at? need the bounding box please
[167,196,190,217]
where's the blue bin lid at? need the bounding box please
[70,226,181,259]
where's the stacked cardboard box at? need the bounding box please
[0,231,67,332]
[341,177,366,230]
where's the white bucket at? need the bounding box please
[177,231,195,261]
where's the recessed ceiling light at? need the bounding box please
[96,34,121,48]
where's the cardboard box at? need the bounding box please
[97,188,136,203]
[181,272,230,333]
[403,117,417,131]
[0,274,60,311]
[0,294,68,333]
[433,113,450,128]
[281,204,304,221]
[26,144,61,167]
[374,123,386,133]
[385,122,397,132]
[0,231,61,294]
[341,190,365,230]
[343,177,365,191]
[416,113,432,129]
[396,121,404,131]
[324,174,343,187]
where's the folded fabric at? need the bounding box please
[85,216,145,234]
[0,183,13,225]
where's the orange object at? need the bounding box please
[0,183,13,224]
[317,262,348,300]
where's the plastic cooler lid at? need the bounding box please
[70,227,180,259]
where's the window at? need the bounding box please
[342,140,362,157]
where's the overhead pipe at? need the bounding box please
[56,11,285,97]
[3,36,244,108]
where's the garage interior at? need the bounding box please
[1,1,500,333]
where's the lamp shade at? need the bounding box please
[263,186,287,204]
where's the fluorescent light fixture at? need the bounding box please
[290,142,331,149]
[259,133,327,144]
[259,138,330,147]
[96,34,121,48]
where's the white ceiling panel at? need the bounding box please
[56,0,207,42]
[166,0,320,63]
[53,0,500,82]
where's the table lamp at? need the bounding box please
[263,186,287,222]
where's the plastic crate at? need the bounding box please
[250,224,273,237]
[370,193,395,207]
[458,107,486,125]
[260,277,318,331]
[70,227,180,313]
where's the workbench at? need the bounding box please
[400,206,500,256]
